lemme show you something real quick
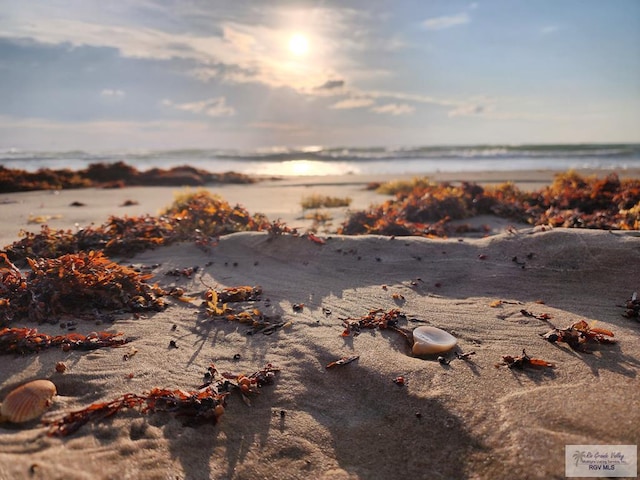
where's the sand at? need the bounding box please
[0,169,639,480]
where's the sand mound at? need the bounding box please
[1,229,638,479]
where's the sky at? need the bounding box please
[0,0,639,151]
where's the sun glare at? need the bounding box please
[288,33,309,56]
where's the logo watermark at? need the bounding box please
[566,445,637,477]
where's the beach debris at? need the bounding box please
[392,376,406,386]
[337,172,640,238]
[251,321,290,336]
[520,309,552,321]
[55,362,67,373]
[0,379,57,424]
[0,327,131,354]
[411,326,457,356]
[199,363,280,407]
[326,355,359,369]
[165,266,198,278]
[455,351,476,361]
[204,286,262,314]
[292,303,304,313]
[622,291,639,321]
[203,287,282,334]
[306,233,326,245]
[217,286,262,303]
[438,350,476,366]
[0,162,255,194]
[0,251,165,326]
[119,199,139,207]
[541,320,616,352]
[45,363,279,437]
[69,201,86,207]
[340,308,406,337]
[122,347,138,361]
[264,219,298,238]
[3,191,271,264]
[496,349,555,369]
[45,387,225,437]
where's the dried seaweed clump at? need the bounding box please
[44,363,279,437]
[0,166,93,193]
[4,215,177,263]
[0,162,255,194]
[0,251,164,326]
[0,327,130,354]
[531,172,640,229]
[3,191,273,263]
[341,308,406,337]
[161,190,270,239]
[338,180,485,237]
[338,172,640,237]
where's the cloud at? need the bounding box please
[447,104,485,117]
[423,12,470,31]
[315,79,345,90]
[540,25,559,35]
[249,122,306,132]
[371,103,414,115]
[330,97,375,109]
[163,97,235,117]
[100,89,124,97]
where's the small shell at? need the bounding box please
[412,326,457,355]
[0,379,57,423]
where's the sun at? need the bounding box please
[288,33,309,56]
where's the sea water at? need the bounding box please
[1,144,639,177]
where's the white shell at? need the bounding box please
[0,379,57,423]
[412,326,457,355]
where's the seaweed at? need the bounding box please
[338,172,640,237]
[0,327,130,354]
[0,251,165,326]
[0,162,255,194]
[3,191,271,263]
[541,320,616,352]
[340,308,406,337]
[44,363,279,437]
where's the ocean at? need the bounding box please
[1,144,639,177]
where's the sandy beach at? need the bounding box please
[1,169,639,480]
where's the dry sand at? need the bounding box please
[0,170,639,480]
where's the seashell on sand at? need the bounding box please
[412,326,457,355]
[0,379,57,423]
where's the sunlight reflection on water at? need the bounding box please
[251,159,360,176]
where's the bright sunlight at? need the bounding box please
[288,33,309,56]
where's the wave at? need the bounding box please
[1,144,639,176]
[2,144,639,163]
